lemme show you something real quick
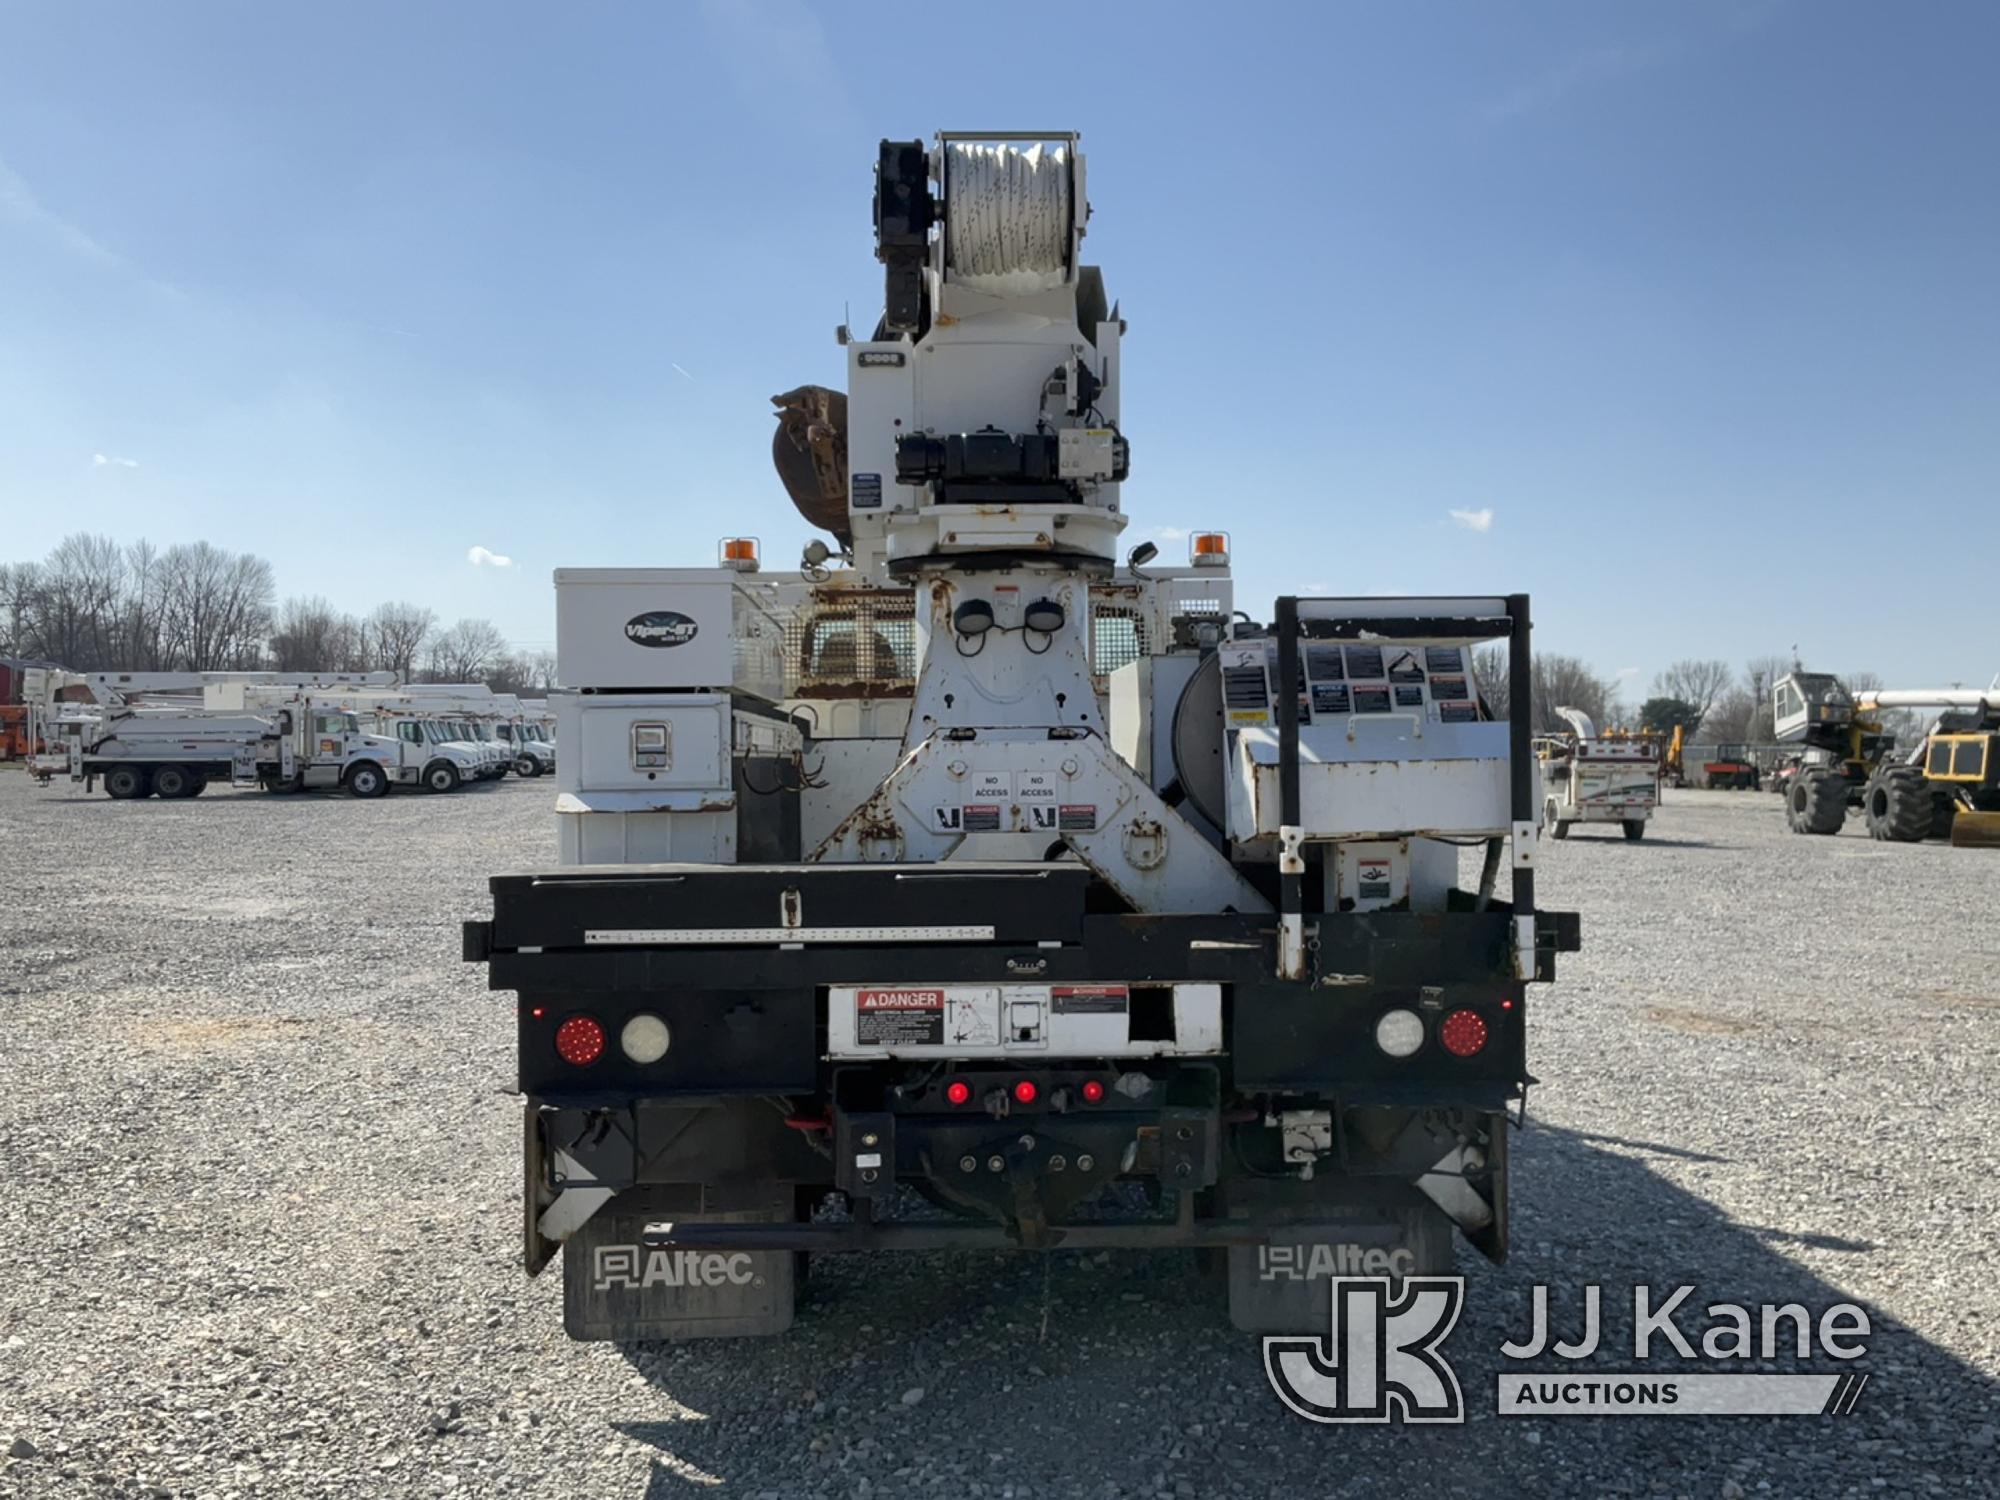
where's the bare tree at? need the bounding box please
[522,649,559,691]
[1471,647,1619,731]
[1702,687,1757,742]
[1652,659,1733,729]
[423,618,511,682]
[366,601,436,678]
[1471,645,1509,721]
[155,542,275,670]
[0,563,33,659]
[271,596,369,672]
[1532,654,1619,735]
[121,539,164,669]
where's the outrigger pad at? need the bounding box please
[1223,1181,1452,1334]
[563,1185,794,1341]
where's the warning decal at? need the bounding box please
[946,990,1001,1046]
[1052,985,1129,1015]
[1357,860,1392,901]
[855,989,945,1046]
[1059,804,1097,832]
[962,804,1001,832]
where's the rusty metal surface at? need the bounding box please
[770,385,850,544]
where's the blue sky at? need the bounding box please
[3,1,1996,696]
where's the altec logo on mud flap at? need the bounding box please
[1265,1280,1874,1425]
[1260,1244,1416,1280]
[592,1246,757,1291]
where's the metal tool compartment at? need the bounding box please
[1230,720,1515,840]
[569,694,728,793]
[555,569,787,697]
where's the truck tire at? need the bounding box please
[423,760,461,794]
[151,765,199,800]
[104,764,151,800]
[347,762,390,799]
[1622,819,1645,841]
[1864,766,1931,843]
[1788,770,1846,835]
[516,754,541,778]
[1543,797,1569,840]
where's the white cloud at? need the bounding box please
[467,545,514,568]
[1153,525,1190,541]
[1448,507,1494,533]
[1616,666,1641,681]
[671,363,695,381]
[92,453,139,469]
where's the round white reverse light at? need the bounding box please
[1374,1008,1424,1059]
[620,1014,672,1064]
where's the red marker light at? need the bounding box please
[945,1079,973,1106]
[554,1015,606,1066]
[1439,1009,1488,1058]
[1013,1079,1039,1105]
[530,1006,546,1020]
[1080,1079,1106,1104]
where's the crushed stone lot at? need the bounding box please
[1,772,1996,1499]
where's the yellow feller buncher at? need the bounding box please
[1773,670,2000,847]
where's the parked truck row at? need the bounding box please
[21,670,555,800]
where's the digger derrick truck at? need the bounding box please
[463,132,1580,1340]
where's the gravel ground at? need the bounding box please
[1,772,1996,1499]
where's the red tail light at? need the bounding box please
[1013,1079,1039,1104]
[1439,1009,1488,1058]
[945,1079,973,1106]
[1080,1079,1106,1104]
[555,1015,606,1066]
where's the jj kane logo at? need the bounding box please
[1265,1277,1467,1424]
[1264,1279,1873,1425]
[624,610,699,648]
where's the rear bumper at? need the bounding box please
[474,862,1578,1275]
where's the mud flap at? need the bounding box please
[1221,1179,1453,1334]
[562,1185,795,1341]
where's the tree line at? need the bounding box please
[1471,649,1917,742]
[0,533,555,694]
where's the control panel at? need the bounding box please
[1219,641,1485,729]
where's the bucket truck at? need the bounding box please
[462,132,1580,1340]
[39,671,403,798]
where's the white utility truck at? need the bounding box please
[46,671,403,798]
[492,693,557,777]
[463,132,1580,1340]
[1536,707,1662,841]
[385,685,516,780]
[209,683,486,794]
